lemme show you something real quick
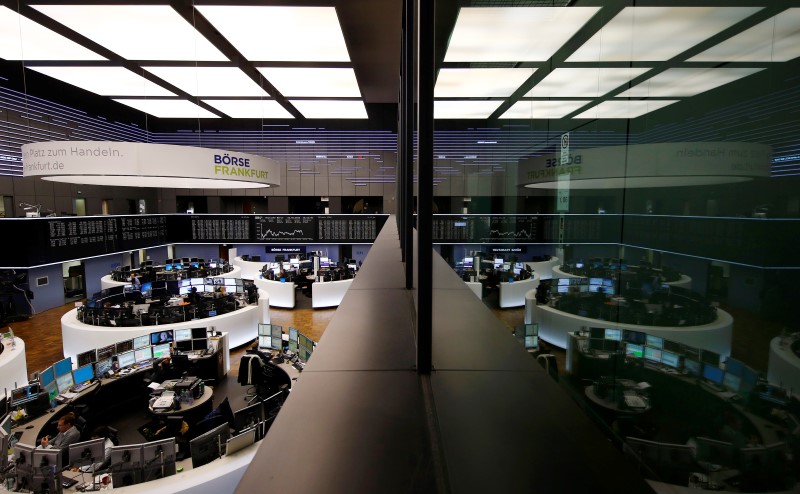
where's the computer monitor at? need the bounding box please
[56,372,74,394]
[288,338,298,353]
[723,372,742,393]
[189,422,230,469]
[141,438,177,481]
[258,324,271,336]
[10,385,39,407]
[226,428,256,456]
[174,328,192,342]
[645,335,663,349]
[54,357,73,377]
[1,413,12,435]
[165,263,173,271]
[117,350,136,369]
[150,330,174,345]
[644,346,662,363]
[109,444,144,486]
[290,259,300,269]
[76,350,96,368]
[233,401,265,434]
[133,335,150,349]
[40,366,55,389]
[96,344,115,362]
[320,257,330,268]
[524,335,538,349]
[289,327,298,344]
[701,349,721,367]
[193,338,208,351]
[68,438,105,470]
[152,343,171,360]
[135,347,153,363]
[604,329,621,341]
[191,327,207,339]
[94,358,113,378]
[258,336,271,349]
[270,336,282,351]
[703,364,725,385]
[462,257,473,269]
[116,340,134,355]
[625,343,644,358]
[72,364,94,386]
[140,281,152,299]
[661,351,680,368]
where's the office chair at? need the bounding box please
[238,353,274,404]
[536,354,559,382]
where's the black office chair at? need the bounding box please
[238,353,274,404]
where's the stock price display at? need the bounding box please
[46,217,119,260]
[254,216,315,242]
[318,216,382,242]
[119,216,168,250]
[190,215,251,242]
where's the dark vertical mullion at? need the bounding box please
[402,0,415,288]
[416,0,434,374]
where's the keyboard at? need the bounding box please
[72,381,93,392]
[135,359,153,369]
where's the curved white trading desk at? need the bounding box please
[101,275,128,290]
[551,265,692,290]
[531,303,733,357]
[61,305,260,360]
[523,257,559,280]
[232,257,267,281]
[312,278,354,308]
[498,275,541,308]
[0,338,28,396]
[101,267,242,291]
[253,277,296,309]
[767,336,800,393]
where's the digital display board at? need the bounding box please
[254,216,315,242]
[189,215,251,242]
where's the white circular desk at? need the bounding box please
[101,267,242,291]
[0,338,28,394]
[498,274,540,308]
[312,278,354,308]
[531,303,733,357]
[253,277,296,309]
[767,336,800,393]
[101,275,128,290]
[232,257,267,281]
[523,257,559,280]
[61,304,260,361]
[551,265,692,290]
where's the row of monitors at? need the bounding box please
[573,258,629,270]
[26,328,210,400]
[589,327,721,367]
[257,324,315,362]
[622,343,757,394]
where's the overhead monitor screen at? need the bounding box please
[40,366,55,389]
[96,345,114,361]
[604,329,621,341]
[133,335,150,349]
[175,328,192,342]
[54,357,73,377]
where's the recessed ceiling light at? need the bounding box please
[567,7,762,62]
[257,68,360,97]
[27,66,174,97]
[690,8,800,62]
[197,6,350,62]
[619,68,764,97]
[434,101,503,119]
[573,100,678,119]
[32,4,227,61]
[445,7,600,62]
[112,99,220,119]
[500,100,593,119]
[144,67,269,97]
[435,68,535,97]
[290,100,368,119]
[0,6,104,60]
[526,68,649,97]
[202,99,294,119]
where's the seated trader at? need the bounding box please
[73,426,114,472]
[187,286,202,305]
[41,412,80,449]
[129,272,141,288]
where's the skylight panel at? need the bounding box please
[203,99,294,119]
[112,99,220,119]
[500,100,592,119]
[435,68,534,97]
[144,67,269,97]
[690,9,800,62]
[257,68,360,97]
[526,68,649,97]
[0,6,105,60]
[27,66,174,97]
[573,100,678,119]
[290,100,368,119]
[619,68,764,97]
[434,101,503,119]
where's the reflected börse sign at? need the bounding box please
[518,142,772,189]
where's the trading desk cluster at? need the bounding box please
[455,255,539,283]
[77,277,258,327]
[560,257,682,284]
[572,329,800,492]
[539,276,716,327]
[110,257,232,283]
[254,254,358,284]
[0,333,289,493]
